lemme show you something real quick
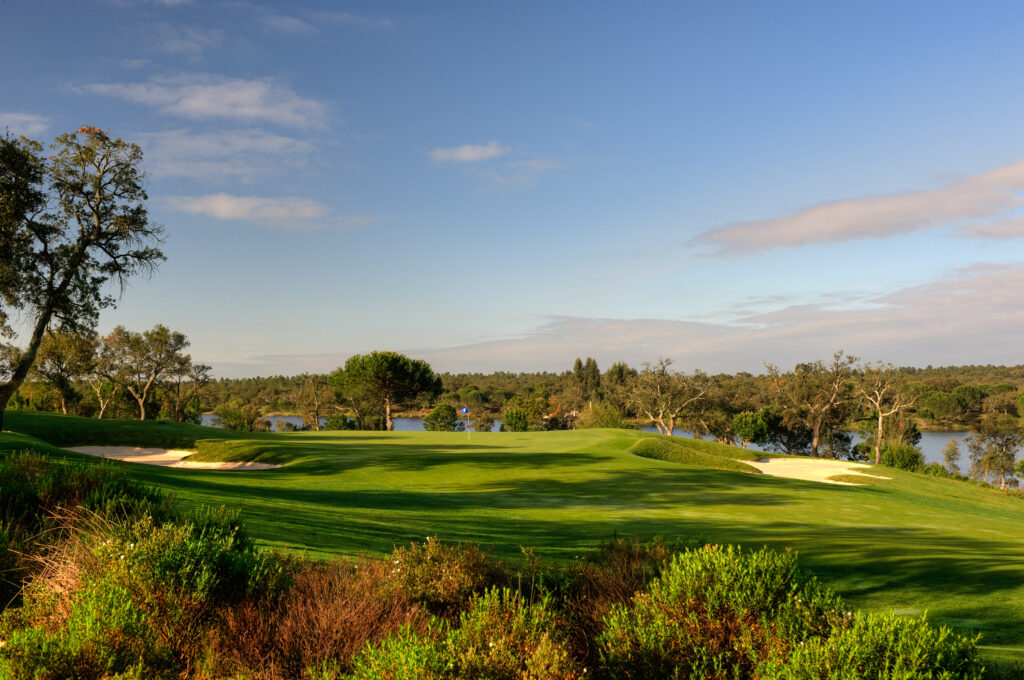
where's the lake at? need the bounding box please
[199,414,968,466]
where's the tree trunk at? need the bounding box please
[0,306,56,432]
[811,425,821,457]
[385,397,393,431]
[136,395,147,420]
[874,411,884,465]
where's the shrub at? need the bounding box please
[761,611,983,680]
[882,442,925,471]
[211,558,429,679]
[347,624,447,680]
[446,587,582,680]
[598,544,844,679]
[502,408,530,432]
[0,576,174,680]
[387,537,506,617]
[576,401,625,429]
[923,462,952,478]
[424,403,465,432]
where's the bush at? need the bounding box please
[349,588,582,680]
[502,408,530,432]
[424,403,465,432]
[882,442,925,471]
[447,587,582,679]
[576,401,625,429]
[923,462,952,478]
[387,537,505,617]
[210,558,429,678]
[598,544,844,679]
[761,611,983,679]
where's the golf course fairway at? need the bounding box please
[3,411,1023,665]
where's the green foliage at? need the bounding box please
[598,544,844,679]
[349,588,581,680]
[347,624,447,680]
[447,587,581,679]
[330,351,442,430]
[213,400,270,431]
[387,537,504,616]
[1,576,174,680]
[882,442,925,471]
[501,407,530,432]
[576,400,625,429]
[761,612,983,680]
[733,410,770,447]
[423,403,465,432]
[943,439,962,475]
[923,463,953,478]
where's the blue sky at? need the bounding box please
[2,1,1023,377]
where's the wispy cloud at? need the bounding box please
[412,263,1024,373]
[0,112,51,137]
[430,141,510,163]
[139,128,313,181]
[954,215,1024,240]
[153,24,225,55]
[260,15,317,35]
[308,10,394,30]
[693,160,1024,256]
[166,193,328,229]
[79,74,328,128]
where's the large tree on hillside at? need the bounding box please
[0,127,164,430]
[767,351,857,457]
[329,351,442,431]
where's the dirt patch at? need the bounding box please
[66,446,281,470]
[743,457,891,486]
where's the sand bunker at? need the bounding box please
[67,446,280,470]
[744,457,891,486]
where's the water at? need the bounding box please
[200,413,969,465]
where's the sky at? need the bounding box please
[2,0,1023,377]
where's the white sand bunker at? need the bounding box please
[744,457,891,486]
[67,446,280,470]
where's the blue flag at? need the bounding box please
[460,407,470,414]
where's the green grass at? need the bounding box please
[4,410,1024,663]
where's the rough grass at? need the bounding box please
[3,410,1024,666]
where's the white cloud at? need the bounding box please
[261,15,317,35]
[80,74,328,128]
[430,141,510,163]
[693,160,1024,256]
[308,10,394,30]
[154,24,225,55]
[166,193,328,230]
[0,112,51,137]
[412,263,1024,373]
[140,128,313,180]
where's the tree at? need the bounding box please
[329,351,441,431]
[164,359,211,423]
[733,411,770,449]
[292,373,332,431]
[857,363,916,465]
[966,413,1023,489]
[767,351,857,457]
[423,403,464,432]
[0,127,164,430]
[102,325,191,420]
[502,407,530,432]
[942,439,961,476]
[30,331,96,414]
[629,358,709,436]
